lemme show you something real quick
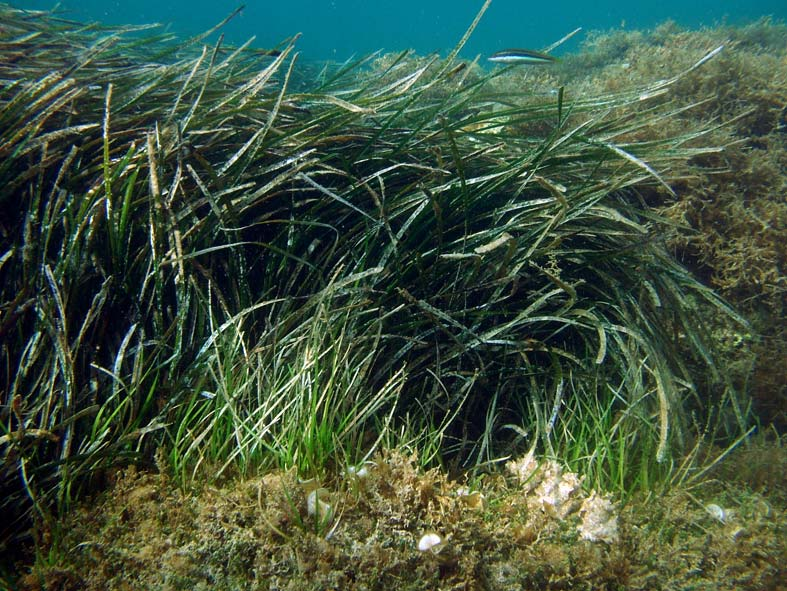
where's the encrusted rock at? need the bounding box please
[578,491,619,544]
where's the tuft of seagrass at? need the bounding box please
[0,2,745,550]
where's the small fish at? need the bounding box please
[488,48,557,65]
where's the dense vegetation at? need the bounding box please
[5,6,784,587]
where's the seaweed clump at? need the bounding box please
[505,19,787,428]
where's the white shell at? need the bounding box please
[417,532,443,553]
[307,489,333,524]
[705,503,727,523]
[346,464,369,478]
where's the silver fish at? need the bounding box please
[488,48,557,65]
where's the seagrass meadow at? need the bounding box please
[1,3,786,589]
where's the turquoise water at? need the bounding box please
[10,1,787,59]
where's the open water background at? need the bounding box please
[10,1,787,60]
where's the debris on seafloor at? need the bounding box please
[578,491,619,544]
[506,450,620,543]
[417,531,445,553]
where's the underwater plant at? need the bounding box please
[0,2,756,569]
